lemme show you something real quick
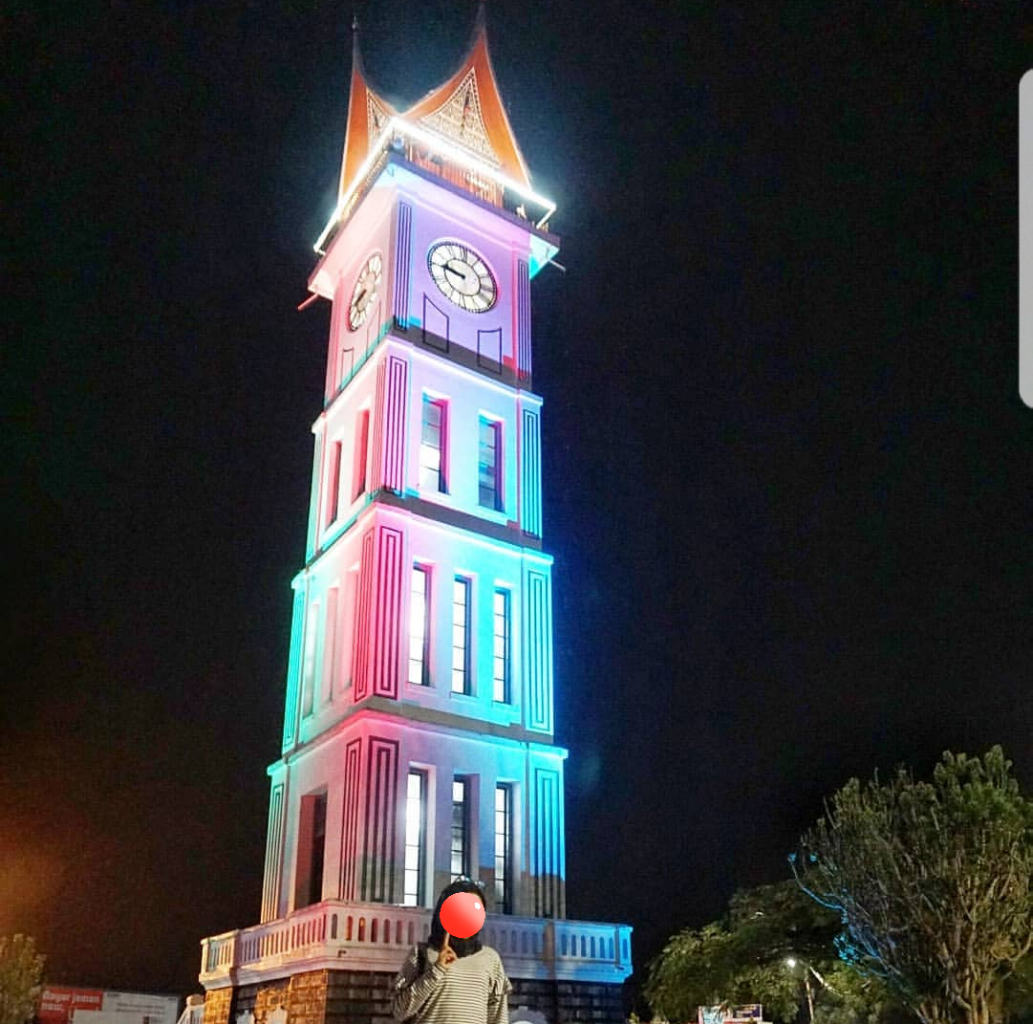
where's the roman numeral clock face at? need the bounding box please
[428,242,498,313]
[348,253,383,330]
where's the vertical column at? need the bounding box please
[370,360,387,493]
[516,258,532,383]
[324,273,345,401]
[523,566,553,734]
[261,780,286,922]
[362,737,399,903]
[394,201,413,329]
[372,525,404,699]
[305,430,324,560]
[520,407,542,538]
[352,522,405,702]
[282,581,306,749]
[380,354,409,494]
[353,528,376,701]
[339,737,364,901]
[532,766,565,919]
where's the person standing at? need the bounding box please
[392,879,512,1024]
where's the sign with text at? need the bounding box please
[699,1005,764,1024]
[39,988,179,1024]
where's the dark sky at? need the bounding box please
[4,0,1032,1004]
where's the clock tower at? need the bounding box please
[197,8,632,1024]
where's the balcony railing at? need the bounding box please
[174,996,205,1024]
[200,900,632,988]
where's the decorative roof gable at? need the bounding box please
[337,6,531,198]
[338,29,398,199]
[404,9,530,187]
[415,67,502,168]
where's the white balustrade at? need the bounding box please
[200,901,631,987]
[175,995,206,1024]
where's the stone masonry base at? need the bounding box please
[203,967,625,1024]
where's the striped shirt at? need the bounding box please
[391,944,512,1024]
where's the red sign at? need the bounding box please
[39,989,105,1024]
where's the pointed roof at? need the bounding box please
[404,4,531,188]
[337,4,531,198]
[339,19,398,199]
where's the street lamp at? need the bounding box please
[784,957,817,1024]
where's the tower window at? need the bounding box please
[452,576,472,694]
[492,589,511,704]
[409,565,430,686]
[353,409,371,502]
[494,784,513,914]
[327,441,343,525]
[451,777,471,878]
[404,769,428,906]
[478,417,503,511]
[295,791,327,909]
[420,396,448,493]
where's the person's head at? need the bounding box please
[428,878,485,957]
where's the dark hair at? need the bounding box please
[427,878,485,957]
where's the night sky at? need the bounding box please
[4,0,1033,1005]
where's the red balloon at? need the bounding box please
[440,891,486,938]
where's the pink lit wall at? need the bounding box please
[263,159,565,925]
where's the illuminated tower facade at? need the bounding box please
[199,10,631,1024]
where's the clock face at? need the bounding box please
[348,253,383,330]
[428,242,498,313]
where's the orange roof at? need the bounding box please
[338,28,398,200]
[338,6,531,198]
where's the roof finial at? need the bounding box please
[351,10,365,75]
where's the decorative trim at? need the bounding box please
[521,409,542,538]
[477,327,503,374]
[533,768,562,919]
[374,489,540,552]
[525,569,552,733]
[422,296,450,347]
[260,782,285,922]
[366,93,391,148]
[372,526,404,699]
[362,737,399,903]
[353,528,376,701]
[282,588,306,748]
[517,259,531,382]
[370,359,386,493]
[399,318,526,390]
[417,68,503,168]
[382,356,408,492]
[394,203,413,327]
[340,738,363,900]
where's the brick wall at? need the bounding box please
[511,978,624,1024]
[220,967,624,1024]
[203,988,233,1024]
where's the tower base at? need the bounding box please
[204,969,626,1024]
[199,901,632,1024]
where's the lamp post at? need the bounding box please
[785,958,820,1024]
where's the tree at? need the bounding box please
[644,881,897,1024]
[1000,956,1033,1024]
[0,935,45,1024]
[794,747,1033,1024]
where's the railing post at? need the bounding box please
[542,919,555,966]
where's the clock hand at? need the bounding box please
[444,263,465,280]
